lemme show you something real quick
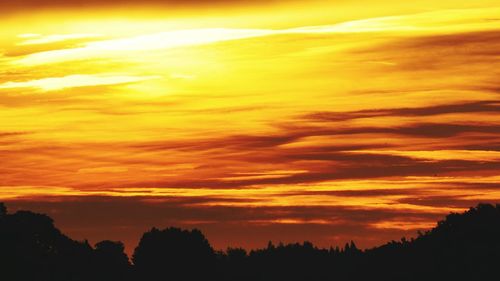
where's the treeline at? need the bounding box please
[1,202,499,281]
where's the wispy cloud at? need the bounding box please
[0,74,160,91]
[17,33,103,45]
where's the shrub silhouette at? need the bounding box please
[0,203,499,281]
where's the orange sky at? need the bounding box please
[1,0,499,254]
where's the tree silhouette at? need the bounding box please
[0,202,6,217]
[0,202,499,281]
[132,227,217,281]
[218,247,249,281]
[0,209,94,281]
[94,240,131,281]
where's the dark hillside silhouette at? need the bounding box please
[0,202,499,280]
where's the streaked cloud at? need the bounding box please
[0,74,160,91]
[17,33,103,45]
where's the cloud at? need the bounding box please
[351,29,500,74]
[17,33,103,46]
[303,101,500,122]
[0,131,30,138]
[12,28,276,66]
[0,74,160,91]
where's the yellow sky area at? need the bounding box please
[5,6,500,68]
[2,16,499,143]
[1,1,499,237]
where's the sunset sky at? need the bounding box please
[1,0,499,254]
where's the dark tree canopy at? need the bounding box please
[0,210,94,281]
[0,202,499,281]
[133,227,216,281]
[0,203,6,216]
[94,240,131,281]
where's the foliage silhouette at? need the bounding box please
[0,203,499,281]
[0,202,6,217]
[0,209,94,281]
[133,227,217,281]
[94,240,131,281]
